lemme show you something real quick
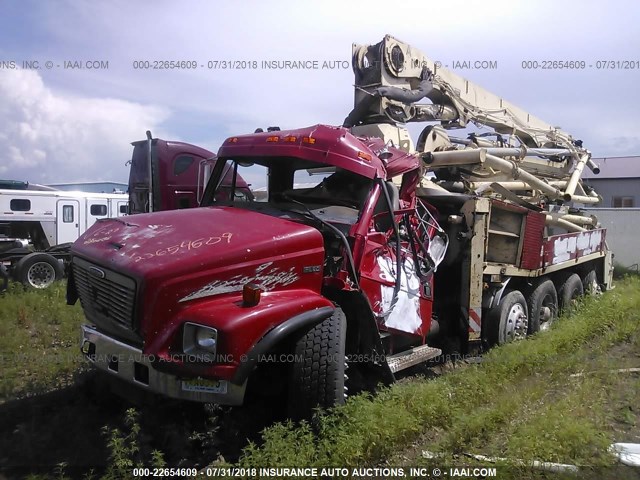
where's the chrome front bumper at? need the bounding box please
[80,324,246,404]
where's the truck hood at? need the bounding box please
[72,206,325,344]
[72,206,323,285]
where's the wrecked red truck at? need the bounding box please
[69,124,611,418]
[69,125,451,417]
[70,36,612,418]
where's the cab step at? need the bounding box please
[387,345,442,373]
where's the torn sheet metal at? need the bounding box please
[377,256,422,334]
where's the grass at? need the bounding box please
[235,277,640,476]
[0,281,87,401]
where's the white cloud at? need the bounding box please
[0,68,171,182]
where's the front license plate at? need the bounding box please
[181,378,228,394]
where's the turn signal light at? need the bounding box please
[283,135,297,142]
[243,283,263,307]
[226,137,239,143]
[357,151,372,162]
[302,136,316,144]
[266,136,279,142]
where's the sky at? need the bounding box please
[0,0,639,184]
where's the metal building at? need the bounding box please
[583,156,640,208]
[46,181,128,194]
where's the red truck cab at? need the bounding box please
[71,125,446,417]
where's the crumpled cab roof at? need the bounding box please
[217,124,420,181]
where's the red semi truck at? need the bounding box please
[70,36,612,418]
[127,131,252,214]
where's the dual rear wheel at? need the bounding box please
[486,269,598,346]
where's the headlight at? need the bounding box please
[196,328,217,349]
[183,322,218,362]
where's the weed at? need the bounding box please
[101,408,165,480]
[4,276,640,477]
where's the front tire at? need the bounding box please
[288,308,347,420]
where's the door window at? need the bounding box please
[174,155,194,176]
[62,205,74,223]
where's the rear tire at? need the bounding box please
[485,290,528,347]
[0,264,8,292]
[582,270,601,296]
[15,253,64,289]
[288,308,347,420]
[557,273,583,313]
[526,280,558,334]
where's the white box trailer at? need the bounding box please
[0,189,128,289]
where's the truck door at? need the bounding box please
[360,235,432,338]
[359,191,446,340]
[171,154,201,209]
[56,200,80,244]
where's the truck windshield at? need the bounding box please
[204,158,373,212]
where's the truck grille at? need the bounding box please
[72,257,136,330]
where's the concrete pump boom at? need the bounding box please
[345,34,580,151]
[345,34,602,209]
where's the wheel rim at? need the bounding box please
[27,262,56,288]
[505,303,527,342]
[344,356,349,401]
[586,278,601,296]
[538,293,557,332]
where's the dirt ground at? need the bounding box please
[0,372,286,479]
